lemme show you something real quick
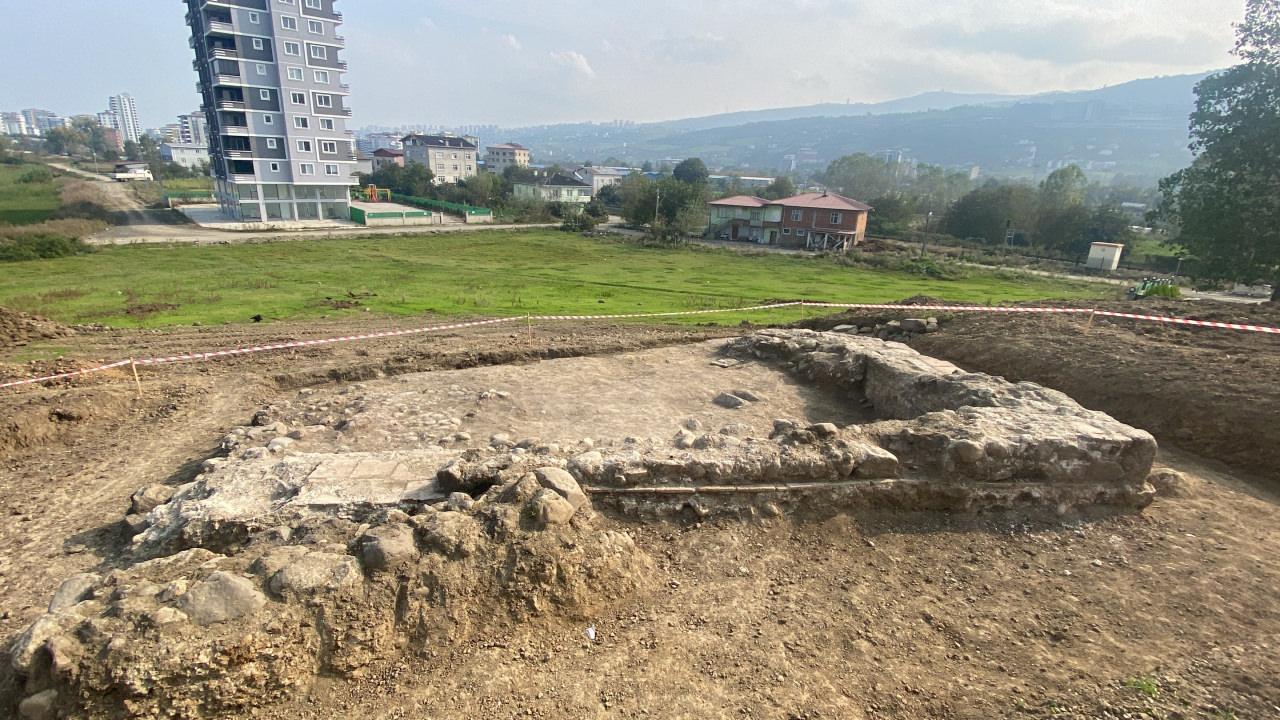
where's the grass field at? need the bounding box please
[0,231,1113,328]
[0,164,61,225]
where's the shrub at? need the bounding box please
[18,166,54,184]
[560,213,598,233]
[0,234,95,262]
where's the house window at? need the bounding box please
[281,16,297,31]
[280,0,294,4]
[782,227,791,235]
[795,229,807,238]
[287,66,304,81]
[293,116,309,129]
[299,163,314,175]
[252,38,265,50]
[319,118,335,130]
[247,11,260,23]
[790,209,803,221]
[255,63,267,75]
[315,94,333,108]
[314,70,330,83]
[296,140,312,152]
[309,45,327,59]
[290,92,306,105]
[325,164,339,175]
[305,0,322,7]
[269,162,280,172]
[283,41,301,56]
[830,212,843,225]
[307,20,323,34]
[266,138,278,149]
[321,140,337,153]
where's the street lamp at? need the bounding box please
[921,210,934,257]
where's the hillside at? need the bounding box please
[504,72,1214,180]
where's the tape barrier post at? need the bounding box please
[1086,310,1097,332]
[130,359,143,399]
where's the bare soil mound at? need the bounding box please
[0,307,75,348]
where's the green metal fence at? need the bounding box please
[390,193,493,218]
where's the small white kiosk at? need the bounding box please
[1086,242,1125,272]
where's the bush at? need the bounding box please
[1143,284,1182,299]
[0,233,95,262]
[18,166,54,184]
[560,213,598,233]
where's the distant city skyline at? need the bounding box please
[0,0,1247,129]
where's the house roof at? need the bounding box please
[487,143,527,151]
[773,192,872,212]
[709,195,770,208]
[372,148,404,157]
[540,172,591,188]
[401,134,478,150]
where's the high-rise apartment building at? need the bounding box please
[108,94,142,144]
[184,0,356,222]
[179,111,209,145]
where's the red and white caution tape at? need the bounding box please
[1,302,1275,391]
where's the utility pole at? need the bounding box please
[921,210,934,257]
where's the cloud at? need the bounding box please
[550,50,596,78]
[418,17,437,31]
[501,33,523,51]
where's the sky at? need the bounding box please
[0,0,1246,130]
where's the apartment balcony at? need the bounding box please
[223,126,250,136]
[224,149,254,159]
[210,47,239,60]
[206,20,235,35]
[340,108,353,117]
[212,74,244,86]
[216,100,246,110]
[337,61,348,70]
[338,83,350,92]
[229,173,257,183]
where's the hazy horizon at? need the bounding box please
[0,0,1245,130]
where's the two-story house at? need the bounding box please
[513,173,593,207]
[706,191,871,251]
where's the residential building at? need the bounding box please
[402,134,478,183]
[573,166,636,195]
[354,152,372,178]
[160,124,184,143]
[17,109,70,135]
[179,111,209,145]
[108,94,142,144]
[160,142,210,169]
[2,112,33,137]
[484,143,530,174]
[371,147,404,172]
[706,191,870,251]
[708,175,775,192]
[184,0,357,222]
[356,131,403,154]
[513,173,592,206]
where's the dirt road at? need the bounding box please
[1,306,1277,718]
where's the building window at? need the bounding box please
[790,209,803,221]
[307,20,323,34]
[280,0,294,4]
[290,92,306,105]
[266,138,278,149]
[252,38,265,50]
[795,229,807,238]
[259,89,271,100]
[284,41,301,56]
[256,63,267,75]
[263,114,274,125]
[287,66,304,81]
[305,0,322,7]
[248,11,260,23]
[314,94,332,108]
[325,164,339,175]
[782,227,791,235]
[296,140,313,152]
[830,212,843,225]
[281,16,298,31]
[269,162,280,172]
[309,45,327,59]
[321,140,337,153]
[300,163,314,175]
[294,116,309,129]
[314,70,330,83]
[319,118,334,130]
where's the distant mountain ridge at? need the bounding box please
[499,71,1217,180]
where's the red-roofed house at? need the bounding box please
[706,191,871,251]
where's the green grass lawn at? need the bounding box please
[0,231,1113,328]
[0,164,61,225]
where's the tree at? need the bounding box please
[502,165,538,184]
[823,154,895,199]
[672,157,709,186]
[1039,165,1088,211]
[583,198,610,221]
[1157,0,1280,299]
[761,176,796,200]
[867,195,917,235]
[362,162,435,197]
[943,184,1039,244]
[596,183,622,207]
[42,126,81,156]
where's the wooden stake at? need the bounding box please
[129,359,143,399]
[1085,310,1097,332]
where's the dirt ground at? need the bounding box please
[1,302,1278,719]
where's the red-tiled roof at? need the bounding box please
[708,195,770,208]
[372,148,404,156]
[773,192,872,212]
